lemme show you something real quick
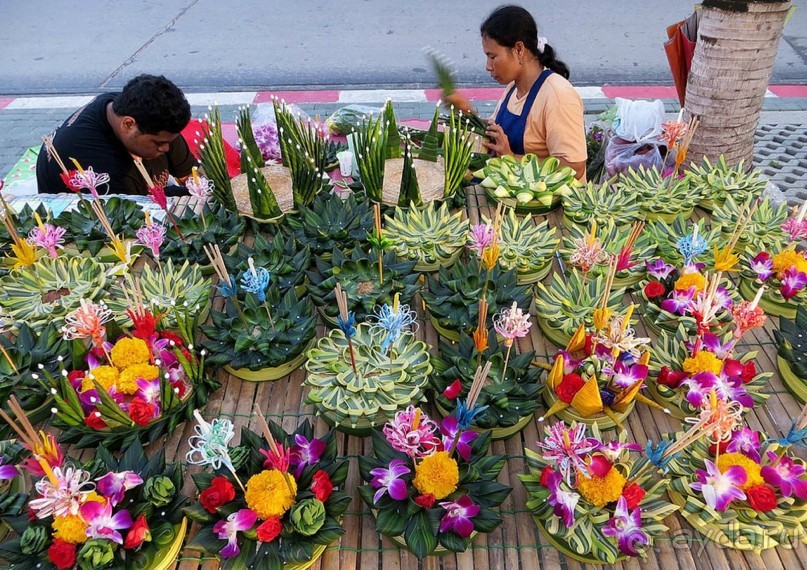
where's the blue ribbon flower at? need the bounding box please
[240,266,271,303]
[216,276,238,299]
[676,232,708,266]
[337,311,357,338]
[454,400,489,431]
[764,422,807,449]
[645,439,675,472]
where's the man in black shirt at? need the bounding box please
[36,74,197,196]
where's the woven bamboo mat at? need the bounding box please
[26,191,807,569]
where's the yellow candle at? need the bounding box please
[33,212,46,233]
[412,408,421,430]
[70,157,85,174]
[192,166,201,186]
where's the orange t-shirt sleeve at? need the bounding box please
[540,93,587,163]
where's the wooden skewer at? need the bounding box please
[0,344,19,375]
[42,135,69,174]
[467,361,492,409]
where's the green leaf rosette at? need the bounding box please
[775,305,807,403]
[686,155,767,211]
[561,178,641,231]
[485,208,559,285]
[712,195,788,254]
[55,196,145,259]
[286,192,372,260]
[158,203,246,270]
[384,202,468,272]
[619,165,700,222]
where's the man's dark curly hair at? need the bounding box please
[112,74,191,134]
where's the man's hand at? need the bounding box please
[482,120,512,157]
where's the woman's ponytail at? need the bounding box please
[537,43,570,80]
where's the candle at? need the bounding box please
[248,257,258,278]
[797,200,807,223]
[677,109,683,123]
[192,166,201,186]
[750,285,765,310]
[412,408,421,430]
[692,224,698,240]
[621,304,635,333]
[70,157,85,174]
[33,212,46,233]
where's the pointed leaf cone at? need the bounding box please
[639,351,651,366]
[612,379,644,411]
[592,307,611,331]
[541,398,569,421]
[602,407,626,431]
[633,393,669,413]
[567,323,587,353]
[570,376,604,417]
[548,353,565,390]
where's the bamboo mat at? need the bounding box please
[24,190,807,569]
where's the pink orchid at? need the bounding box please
[609,362,648,390]
[290,434,326,477]
[136,221,166,259]
[726,428,761,462]
[136,377,161,404]
[213,508,258,558]
[780,268,807,300]
[438,495,480,538]
[80,499,133,544]
[545,470,579,528]
[382,406,441,459]
[660,287,696,316]
[440,416,478,462]
[750,252,774,282]
[782,218,807,242]
[467,224,494,258]
[761,454,807,499]
[370,459,410,503]
[602,496,649,556]
[70,167,110,199]
[597,440,642,464]
[96,471,144,506]
[493,301,532,347]
[691,459,747,511]
[646,259,675,280]
[27,224,66,257]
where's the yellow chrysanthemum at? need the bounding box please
[118,364,160,396]
[83,491,106,504]
[674,271,706,293]
[717,452,763,490]
[245,469,297,519]
[772,250,807,279]
[53,514,88,544]
[412,451,459,500]
[576,467,627,507]
[682,351,724,377]
[110,337,151,369]
[80,366,119,392]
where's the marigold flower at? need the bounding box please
[412,451,459,500]
[110,337,151,369]
[244,469,297,519]
[576,466,626,507]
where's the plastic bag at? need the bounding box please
[325,105,383,136]
[604,135,673,178]
[248,103,283,162]
[612,98,665,142]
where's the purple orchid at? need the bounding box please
[691,460,747,511]
[597,440,643,464]
[546,470,579,528]
[80,500,133,544]
[660,287,696,316]
[136,378,161,404]
[602,496,649,556]
[213,508,258,558]
[726,427,761,462]
[699,334,733,360]
[536,423,599,485]
[711,373,754,409]
[370,458,410,503]
[761,454,807,499]
[712,287,733,310]
[594,342,616,363]
[780,268,807,301]
[289,434,326,477]
[440,416,478,462]
[78,389,102,413]
[556,350,582,375]
[646,259,675,280]
[683,372,716,408]
[610,362,648,390]
[96,471,144,506]
[0,458,18,481]
[438,495,480,538]
[750,252,774,282]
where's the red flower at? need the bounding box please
[741,361,757,383]
[124,514,151,549]
[68,370,86,384]
[657,366,687,389]
[747,485,778,512]
[128,397,157,427]
[621,482,646,510]
[59,170,80,193]
[722,358,743,378]
[556,373,586,403]
[644,281,666,299]
[256,517,283,542]
[160,331,185,347]
[84,412,107,430]
[170,379,187,399]
[200,476,236,514]
[583,334,595,357]
[540,466,557,488]
[708,441,730,456]
[414,494,436,509]
[128,308,163,342]
[48,539,77,569]
[443,379,463,400]
[311,470,334,502]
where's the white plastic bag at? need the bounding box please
[612,98,665,143]
[605,136,671,177]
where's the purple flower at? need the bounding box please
[700,334,733,360]
[213,508,258,558]
[610,362,648,390]
[646,259,675,280]
[0,458,18,480]
[96,471,144,506]
[602,496,649,556]
[556,350,582,375]
[80,500,133,544]
[691,460,746,511]
[438,495,480,538]
[440,416,478,462]
[727,428,761,462]
[254,123,281,162]
[711,373,754,409]
[536,423,599,485]
[78,389,101,413]
[370,458,410,503]
[290,434,327,477]
[597,441,642,464]
[780,268,807,301]
[546,470,579,528]
[782,218,807,242]
[712,287,733,310]
[750,252,774,282]
[660,288,696,315]
[27,224,67,258]
[761,455,807,499]
[683,372,716,408]
[467,224,494,258]
[136,378,161,404]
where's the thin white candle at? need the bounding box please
[750,285,765,310]
[797,200,807,223]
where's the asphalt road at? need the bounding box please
[1,0,805,95]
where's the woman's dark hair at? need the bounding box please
[113,74,191,134]
[480,5,570,80]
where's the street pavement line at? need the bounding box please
[6,96,93,109]
[338,89,427,103]
[185,92,257,106]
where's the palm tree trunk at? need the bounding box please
[685,1,792,168]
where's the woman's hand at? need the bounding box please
[482,120,512,157]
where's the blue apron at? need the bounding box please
[494,69,553,155]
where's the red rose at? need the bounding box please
[741,361,757,383]
[256,517,283,542]
[722,358,744,378]
[200,476,236,514]
[657,366,687,389]
[584,334,595,357]
[84,411,107,430]
[644,281,666,299]
[708,441,730,456]
[311,470,334,502]
[48,539,76,570]
[68,370,86,385]
[540,466,556,488]
[414,494,436,509]
[443,379,463,400]
[160,331,185,347]
[128,397,157,427]
[556,373,586,403]
[621,482,646,510]
[124,514,151,549]
[747,485,778,512]
[170,379,187,399]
